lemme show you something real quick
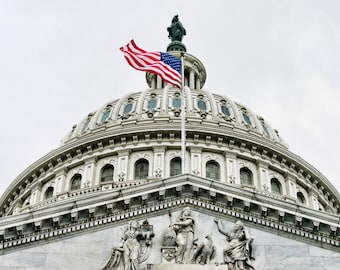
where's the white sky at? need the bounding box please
[0,0,339,197]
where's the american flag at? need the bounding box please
[120,40,182,88]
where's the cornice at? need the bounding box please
[0,175,339,254]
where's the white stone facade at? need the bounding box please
[0,43,339,269]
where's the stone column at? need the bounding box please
[156,75,162,89]
[151,74,156,89]
[196,77,201,90]
[189,70,195,89]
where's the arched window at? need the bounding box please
[101,164,114,182]
[271,178,282,194]
[170,157,181,176]
[206,161,220,181]
[70,174,82,191]
[135,159,149,180]
[45,187,54,199]
[297,192,305,204]
[240,167,253,185]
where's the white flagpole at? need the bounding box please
[180,53,186,175]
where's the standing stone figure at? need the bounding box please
[103,220,154,270]
[215,219,255,270]
[171,207,195,263]
[167,15,186,42]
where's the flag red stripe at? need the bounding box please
[123,52,181,86]
[123,50,181,82]
[120,40,181,88]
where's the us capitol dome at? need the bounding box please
[0,16,339,270]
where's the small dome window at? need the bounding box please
[172,98,181,108]
[170,157,181,176]
[197,100,207,111]
[101,164,114,182]
[206,161,220,181]
[81,118,91,133]
[147,99,157,110]
[123,103,133,114]
[262,123,270,137]
[242,112,252,126]
[70,174,82,191]
[100,106,112,123]
[221,105,230,116]
[134,159,149,180]
[197,94,207,111]
[259,118,270,137]
[240,167,253,185]
[271,178,282,194]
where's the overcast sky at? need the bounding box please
[0,1,339,197]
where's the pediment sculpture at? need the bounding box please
[215,218,255,270]
[103,220,154,270]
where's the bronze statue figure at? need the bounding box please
[167,15,186,42]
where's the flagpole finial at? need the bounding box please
[167,15,186,52]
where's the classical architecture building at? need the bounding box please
[0,17,339,270]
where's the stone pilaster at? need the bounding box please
[83,157,98,187]
[256,160,270,191]
[54,168,68,194]
[117,150,130,181]
[285,172,297,201]
[153,146,166,178]
[225,152,237,184]
[190,146,202,177]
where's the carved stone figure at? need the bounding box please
[172,207,195,263]
[167,15,186,42]
[215,219,255,270]
[192,235,215,264]
[103,220,154,270]
[160,207,196,264]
